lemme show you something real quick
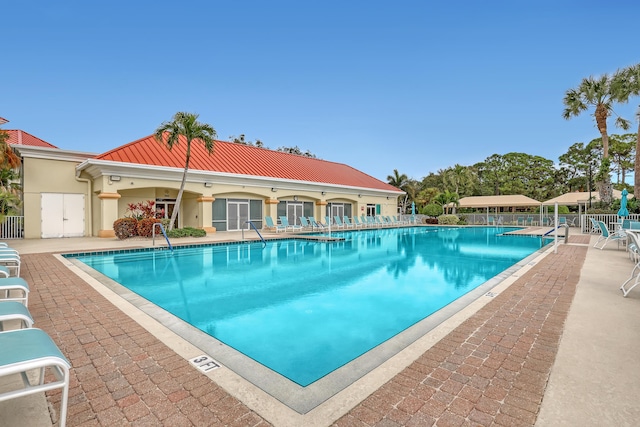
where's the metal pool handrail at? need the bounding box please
[243,221,267,248]
[152,222,173,251]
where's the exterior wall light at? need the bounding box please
[321,191,326,196]
[293,196,299,201]
[109,175,121,182]
[271,188,278,192]
[204,182,213,188]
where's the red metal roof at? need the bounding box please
[97,134,399,191]
[5,130,58,148]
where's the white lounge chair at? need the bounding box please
[0,301,34,330]
[0,328,71,427]
[0,277,29,306]
[342,216,356,229]
[0,253,21,277]
[594,221,626,250]
[264,216,286,233]
[351,216,365,228]
[621,231,640,296]
[279,216,303,232]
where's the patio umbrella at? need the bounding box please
[618,188,629,217]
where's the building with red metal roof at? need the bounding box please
[10,130,403,238]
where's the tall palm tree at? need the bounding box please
[387,169,408,189]
[387,169,410,213]
[154,112,217,230]
[563,70,631,204]
[622,64,640,194]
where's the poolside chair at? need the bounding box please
[588,217,600,234]
[0,328,71,427]
[279,216,303,232]
[299,216,313,230]
[593,221,626,250]
[342,216,356,228]
[0,301,34,330]
[351,216,365,228]
[0,277,29,306]
[307,217,325,229]
[325,216,342,229]
[621,231,640,297]
[0,251,20,276]
[264,216,286,233]
[334,216,351,229]
[0,266,11,278]
[517,216,525,226]
[487,216,495,226]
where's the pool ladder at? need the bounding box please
[543,224,569,244]
[152,223,174,251]
[243,221,267,248]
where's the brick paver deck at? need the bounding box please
[21,238,587,426]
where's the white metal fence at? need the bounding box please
[0,215,24,239]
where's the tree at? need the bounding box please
[154,112,217,231]
[433,190,459,214]
[387,169,412,213]
[558,141,601,194]
[276,146,316,158]
[0,126,21,221]
[619,64,640,193]
[608,133,635,185]
[563,70,632,204]
[441,164,476,197]
[229,134,264,148]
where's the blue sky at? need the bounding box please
[4,1,640,182]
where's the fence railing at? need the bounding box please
[0,215,24,239]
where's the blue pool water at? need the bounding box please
[68,227,545,386]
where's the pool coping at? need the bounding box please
[57,238,554,425]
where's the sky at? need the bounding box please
[3,0,640,183]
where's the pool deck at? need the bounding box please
[1,228,639,426]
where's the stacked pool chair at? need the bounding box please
[0,242,71,427]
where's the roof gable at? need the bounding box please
[96,134,399,192]
[5,130,58,149]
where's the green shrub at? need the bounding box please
[438,214,459,225]
[113,217,138,240]
[137,218,161,238]
[422,203,443,217]
[166,226,207,238]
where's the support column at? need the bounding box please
[197,196,216,233]
[265,198,279,221]
[97,192,121,238]
[316,200,327,221]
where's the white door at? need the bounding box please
[287,203,303,226]
[227,200,250,231]
[41,193,85,238]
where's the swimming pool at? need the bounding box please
[66,226,548,412]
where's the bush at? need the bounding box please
[438,214,459,225]
[422,203,443,217]
[137,218,161,238]
[422,217,438,224]
[166,226,207,238]
[113,217,138,240]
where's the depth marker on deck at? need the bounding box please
[189,355,220,372]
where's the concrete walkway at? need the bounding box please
[0,231,639,426]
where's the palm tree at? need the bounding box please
[621,64,640,194]
[154,112,217,230]
[563,70,631,204]
[387,169,410,213]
